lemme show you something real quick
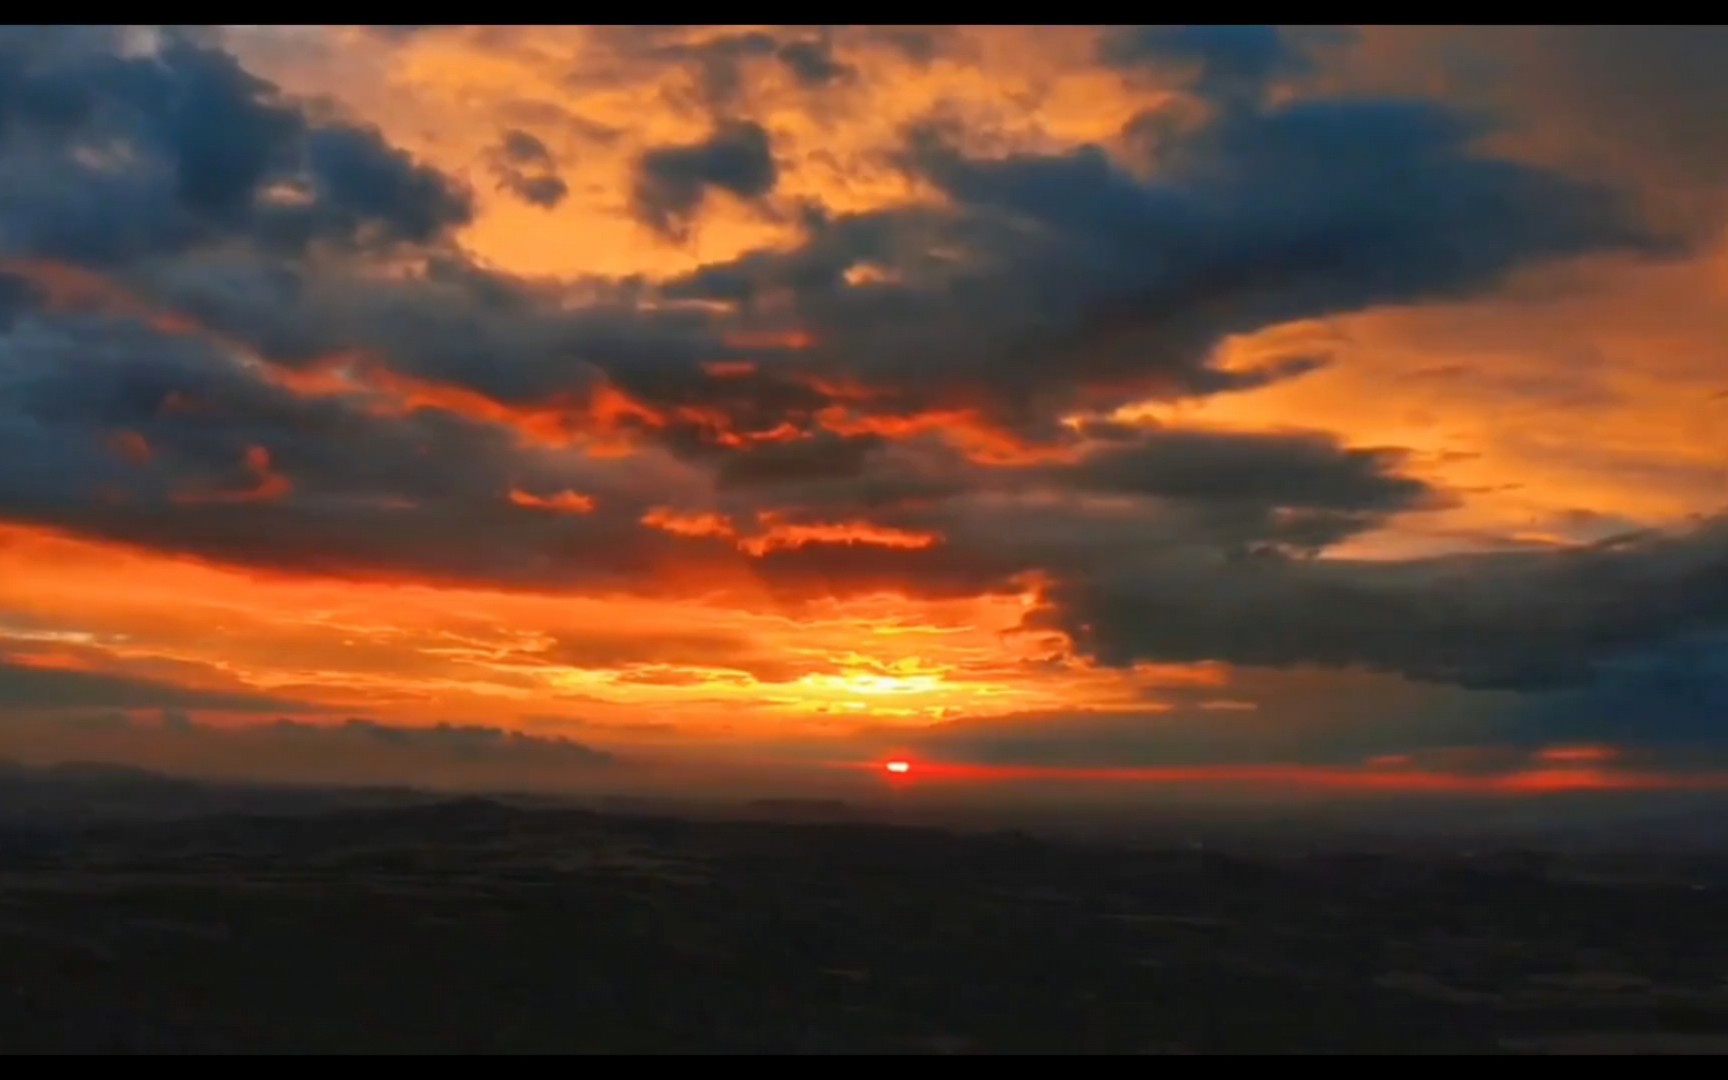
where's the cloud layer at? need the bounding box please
[1,25,1725,790]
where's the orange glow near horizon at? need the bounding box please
[3,510,1720,796]
[0,522,1167,744]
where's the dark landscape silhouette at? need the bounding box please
[4,761,1728,1053]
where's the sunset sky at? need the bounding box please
[2,25,1726,801]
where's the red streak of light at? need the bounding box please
[832,760,1728,794]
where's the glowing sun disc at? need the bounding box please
[884,760,912,774]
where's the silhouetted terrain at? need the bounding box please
[4,764,1728,1053]
[0,758,450,825]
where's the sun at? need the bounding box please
[884,760,912,774]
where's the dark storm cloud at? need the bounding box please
[776,38,852,87]
[0,306,736,591]
[4,26,1666,464]
[713,433,885,489]
[666,43,1669,425]
[0,289,973,602]
[1099,24,1337,105]
[885,634,1728,768]
[0,309,588,506]
[708,434,974,522]
[498,170,568,210]
[0,656,324,713]
[1058,424,1442,513]
[1036,517,1728,692]
[0,26,471,267]
[660,205,922,305]
[631,120,778,240]
[133,252,740,409]
[31,489,677,594]
[0,270,1598,637]
[899,492,1385,593]
[0,269,39,329]
[487,128,568,209]
[1503,634,1728,747]
[697,420,1447,582]
[711,412,1445,555]
[496,129,557,169]
[909,104,1656,385]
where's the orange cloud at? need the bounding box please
[640,508,940,557]
[740,515,940,556]
[814,405,1080,466]
[508,488,596,514]
[641,507,736,540]
[259,355,683,455]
